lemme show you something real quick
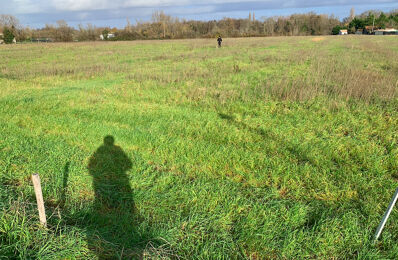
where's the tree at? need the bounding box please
[102,29,110,40]
[0,14,22,40]
[9,9,387,41]
[376,12,388,28]
[55,20,74,42]
[0,14,19,30]
[77,23,97,41]
[125,18,132,33]
[3,27,15,44]
[349,7,355,21]
[151,11,175,38]
[332,25,341,35]
[388,12,398,26]
[349,18,365,30]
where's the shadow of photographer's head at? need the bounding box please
[103,135,115,146]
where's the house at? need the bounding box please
[99,33,115,40]
[374,28,398,35]
[363,26,378,34]
[31,38,54,43]
[339,29,348,35]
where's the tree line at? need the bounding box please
[348,10,398,32]
[332,9,398,34]
[1,9,397,43]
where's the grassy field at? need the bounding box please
[1,36,398,259]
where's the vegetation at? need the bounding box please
[0,36,398,258]
[0,14,26,42]
[331,25,347,35]
[348,11,398,32]
[2,28,14,44]
[2,9,397,42]
[102,29,110,40]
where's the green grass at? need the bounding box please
[1,36,398,258]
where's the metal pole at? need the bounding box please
[374,188,398,242]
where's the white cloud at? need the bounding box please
[2,0,397,14]
[3,0,43,14]
[51,0,115,11]
[1,0,397,27]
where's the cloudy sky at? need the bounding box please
[1,0,398,28]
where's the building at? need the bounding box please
[339,29,348,35]
[31,38,54,43]
[374,28,398,35]
[99,33,115,40]
[363,26,377,34]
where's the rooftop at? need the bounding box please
[376,28,398,32]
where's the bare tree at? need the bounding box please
[0,14,20,29]
[55,20,74,41]
[0,14,22,40]
[350,7,355,22]
[151,11,175,38]
[77,23,97,41]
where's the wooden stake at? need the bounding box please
[31,173,47,227]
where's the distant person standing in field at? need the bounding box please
[217,35,222,48]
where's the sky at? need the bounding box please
[1,0,398,28]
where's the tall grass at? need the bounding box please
[0,36,397,258]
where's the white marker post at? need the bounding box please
[31,173,47,228]
[374,188,398,242]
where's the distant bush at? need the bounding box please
[3,28,14,44]
[332,25,348,35]
[332,26,341,35]
[102,29,109,40]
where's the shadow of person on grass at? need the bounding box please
[86,135,144,259]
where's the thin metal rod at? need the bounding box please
[374,188,398,242]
